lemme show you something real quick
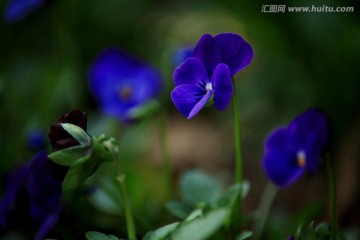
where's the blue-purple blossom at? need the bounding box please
[172,46,193,67]
[89,47,162,121]
[171,33,253,119]
[0,151,63,239]
[263,108,329,187]
[4,0,46,23]
[27,130,46,151]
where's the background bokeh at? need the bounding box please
[0,0,359,239]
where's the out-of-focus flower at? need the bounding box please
[172,46,193,68]
[0,151,63,240]
[89,47,162,121]
[27,130,46,151]
[171,33,253,119]
[48,110,87,152]
[4,0,46,23]
[263,108,329,187]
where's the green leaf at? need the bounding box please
[185,209,203,221]
[314,223,330,238]
[171,208,228,240]
[48,145,90,166]
[180,170,223,207]
[128,99,160,119]
[236,231,252,240]
[61,123,91,145]
[143,222,180,240]
[62,155,100,192]
[166,201,192,219]
[85,231,120,240]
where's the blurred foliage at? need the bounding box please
[0,0,359,239]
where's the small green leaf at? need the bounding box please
[185,209,203,221]
[61,123,91,145]
[85,231,120,240]
[62,155,99,192]
[236,231,252,240]
[314,223,330,238]
[128,99,160,119]
[143,222,180,240]
[166,201,192,219]
[180,170,223,207]
[171,208,228,240]
[48,145,90,166]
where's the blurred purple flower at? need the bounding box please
[4,0,46,23]
[171,33,253,119]
[172,46,193,68]
[0,151,63,239]
[89,47,162,121]
[27,130,46,151]
[263,108,329,187]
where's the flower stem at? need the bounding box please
[231,79,244,232]
[232,80,243,186]
[326,154,337,239]
[116,174,137,240]
[253,182,278,239]
[109,145,136,240]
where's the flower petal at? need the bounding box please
[34,213,59,240]
[173,57,208,86]
[287,108,329,172]
[171,84,212,119]
[4,0,45,23]
[212,63,233,111]
[193,34,221,75]
[28,151,63,213]
[89,47,162,121]
[263,127,305,187]
[215,33,253,75]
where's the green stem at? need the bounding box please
[116,175,137,240]
[326,155,337,239]
[159,108,172,198]
[231,79,244,232]
[233,80,243,186]
[109,146,136,240]
[253,183,278,239]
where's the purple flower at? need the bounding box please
[171,33,253,119]
[0,151,63,239]
[263,108,330,187]
[4,0,46,23]
[27,130,46,151]
[89,47,162,121]
[172,46,193,67]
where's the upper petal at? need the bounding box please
[173,57,208,86]
[171,84,212,119]
[193,34,221,75]
[89,47,162,120]
[263,127,305,187]
[212,64,233,111]
[287,108,330,172]
[214,33,253,75]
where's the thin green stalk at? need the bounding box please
[232,80,243,186]
[116,175,137,240]
[253,183,278,239]
[109,146,136,240]
[159,109,172,198]
[231,79,244,232]
[326,155,337,239]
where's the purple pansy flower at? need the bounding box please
[89,47,162,121]
[0,151,63,239]
[4,0,46,23]
[171,33,253,119]
[263,108,330,187]
[27,129,46,151]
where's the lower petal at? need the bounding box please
[212,64,233,111]
[171,84,212,119]
[263,127,305,187]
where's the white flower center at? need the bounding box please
[205,82,213,91]
[296,150,306,167]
